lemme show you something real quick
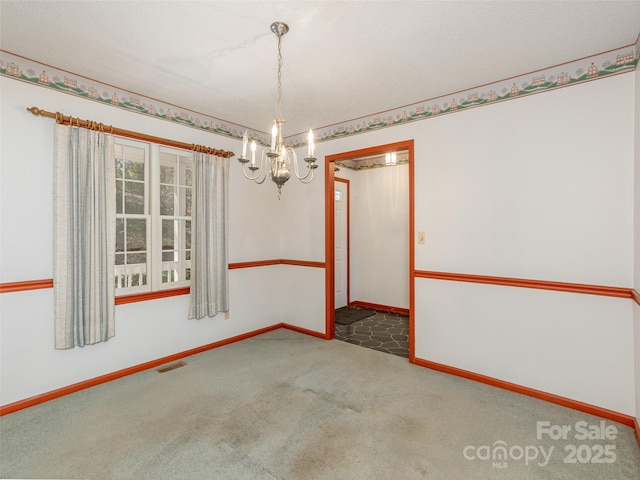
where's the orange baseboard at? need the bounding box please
[349,300,410,316]
[282,323,329,339]
[635,418,640,447]
[0,324,285,416]
[412,356,635,428]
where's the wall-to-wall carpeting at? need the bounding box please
[1,329,638,479]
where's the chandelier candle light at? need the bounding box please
[238,21,317,198]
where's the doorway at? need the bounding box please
[325,140,415,360]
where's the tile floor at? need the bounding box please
[334,309,409,358]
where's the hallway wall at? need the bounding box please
[336,165,409,310]
[633,65,640,427]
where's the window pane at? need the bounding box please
[162,251,176,262]
[185,220,191,249]
[116,180,123,214]
[125,160,145,181]
[127,253,146,264]
[184,163,192,186]
[160,164,176,184]
[160,185,175,216]
[162,219,175,249]
[123,145,145,180]
[185,250,191,261]
[124,181,145,214]
[181,187,192,216]
[162,269,178,283]
[185,268,191,281]
[115,157,123,179]
[126,219,146,251]
[116,218,124,252]
[115,253,125,266]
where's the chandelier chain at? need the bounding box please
[276,33,283,120]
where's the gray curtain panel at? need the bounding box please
[188,152,229,319]
[53,124,115,349]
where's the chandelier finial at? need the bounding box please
[270,22,289,37]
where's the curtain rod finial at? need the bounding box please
[27,106,42,116]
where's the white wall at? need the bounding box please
[336,164,409,309]
[277,147,327,333]
[1,66,637,418]
[634,64,640,425]
[280,264,326,332]
[412,75,635,415]
[0,78,283,405]
[318,73,636,415]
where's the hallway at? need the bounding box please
[334,310,409,358]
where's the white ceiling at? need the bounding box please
[2,1,639,137]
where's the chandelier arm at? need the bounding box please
[253,172,269,185]
[297,170,314,181]
[240,165,262,181]
[289,147,314,181]
[240,150,269,182]
[297,170,315,184]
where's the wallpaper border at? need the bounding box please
[1,42,638,149]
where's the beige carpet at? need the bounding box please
[1,328,639,479]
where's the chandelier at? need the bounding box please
[238,21,317,198]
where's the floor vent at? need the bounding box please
[156,361,186,373]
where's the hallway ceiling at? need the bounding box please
[2,1,639,137]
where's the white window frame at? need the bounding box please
[155,145,192,291]
[114,138,193,296]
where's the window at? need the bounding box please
[114,138,193,295]
[159,149,192,286]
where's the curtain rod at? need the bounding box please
[27,107,235,158]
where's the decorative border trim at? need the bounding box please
[228,259,283,269]
[336,152,409,171]
[2,42,638,148]
[279,259,326,268]
[0,50,270,148]
[115,287,190,305]
[0,279,53,293]
[412,356,636,428]
[349,300,410,317]
[0,260,326,296]
[415,270,632,299]
[290,43,639,145]
[229,259,325,269]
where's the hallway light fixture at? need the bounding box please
[385,152,397,165]
[238,21,317,198]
